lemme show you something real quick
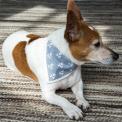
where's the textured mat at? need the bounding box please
[0,0,122,122]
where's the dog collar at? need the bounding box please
[46,41,77,83]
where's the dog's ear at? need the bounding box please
[67,0,83,21]
[65,0,83,42]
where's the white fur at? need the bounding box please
[2,31,30,71]
[2,28,89,120]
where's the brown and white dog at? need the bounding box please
[2,0,119,120]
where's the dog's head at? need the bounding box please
[64,0,119,64]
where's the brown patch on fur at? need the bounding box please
[69,41,91,61]
[13,41,38,81]
[27,34,40,44]
[69,22,100,61]
[64,10,81,42]
[67,0,83,20]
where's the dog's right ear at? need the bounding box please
[64,0,83,42]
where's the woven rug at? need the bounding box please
[0,0,122,121]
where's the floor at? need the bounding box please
[0,0,122,122]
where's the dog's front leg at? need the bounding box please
[42,90,83,120]
[71,80,90,111]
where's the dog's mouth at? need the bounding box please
[84,50,119,65]
[84,57,118,65]
[99,58,114,65]
[93,56,119,65]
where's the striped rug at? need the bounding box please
[0,0,122,121]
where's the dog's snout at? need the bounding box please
[112,52,119,61]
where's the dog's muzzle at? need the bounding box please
[99,49,119,65]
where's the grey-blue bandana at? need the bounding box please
[46,41,77,83]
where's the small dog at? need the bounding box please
[2,0,119,120]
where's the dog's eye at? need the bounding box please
[94,42,100,48]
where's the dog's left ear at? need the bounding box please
[65,0,83,42]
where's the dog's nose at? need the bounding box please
[112,52,119,61]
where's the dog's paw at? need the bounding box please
[63,103,83,120]
[76,99,90,112]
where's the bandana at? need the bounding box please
[46,41,77,83]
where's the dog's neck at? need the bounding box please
[47,28,84,65]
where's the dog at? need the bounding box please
[2,0,119,120]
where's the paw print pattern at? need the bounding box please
[47,52,53,59]
[46,41,77,82]
[56,52,62,58]
[59,71,64,76]
[58,62,64,68]
[48,63,54,70]
[49,73,56,80]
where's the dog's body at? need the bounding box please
[2,0,119,120]
[2,28,84,90]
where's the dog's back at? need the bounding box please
[2,31,30,70]
[2,31,38,81]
